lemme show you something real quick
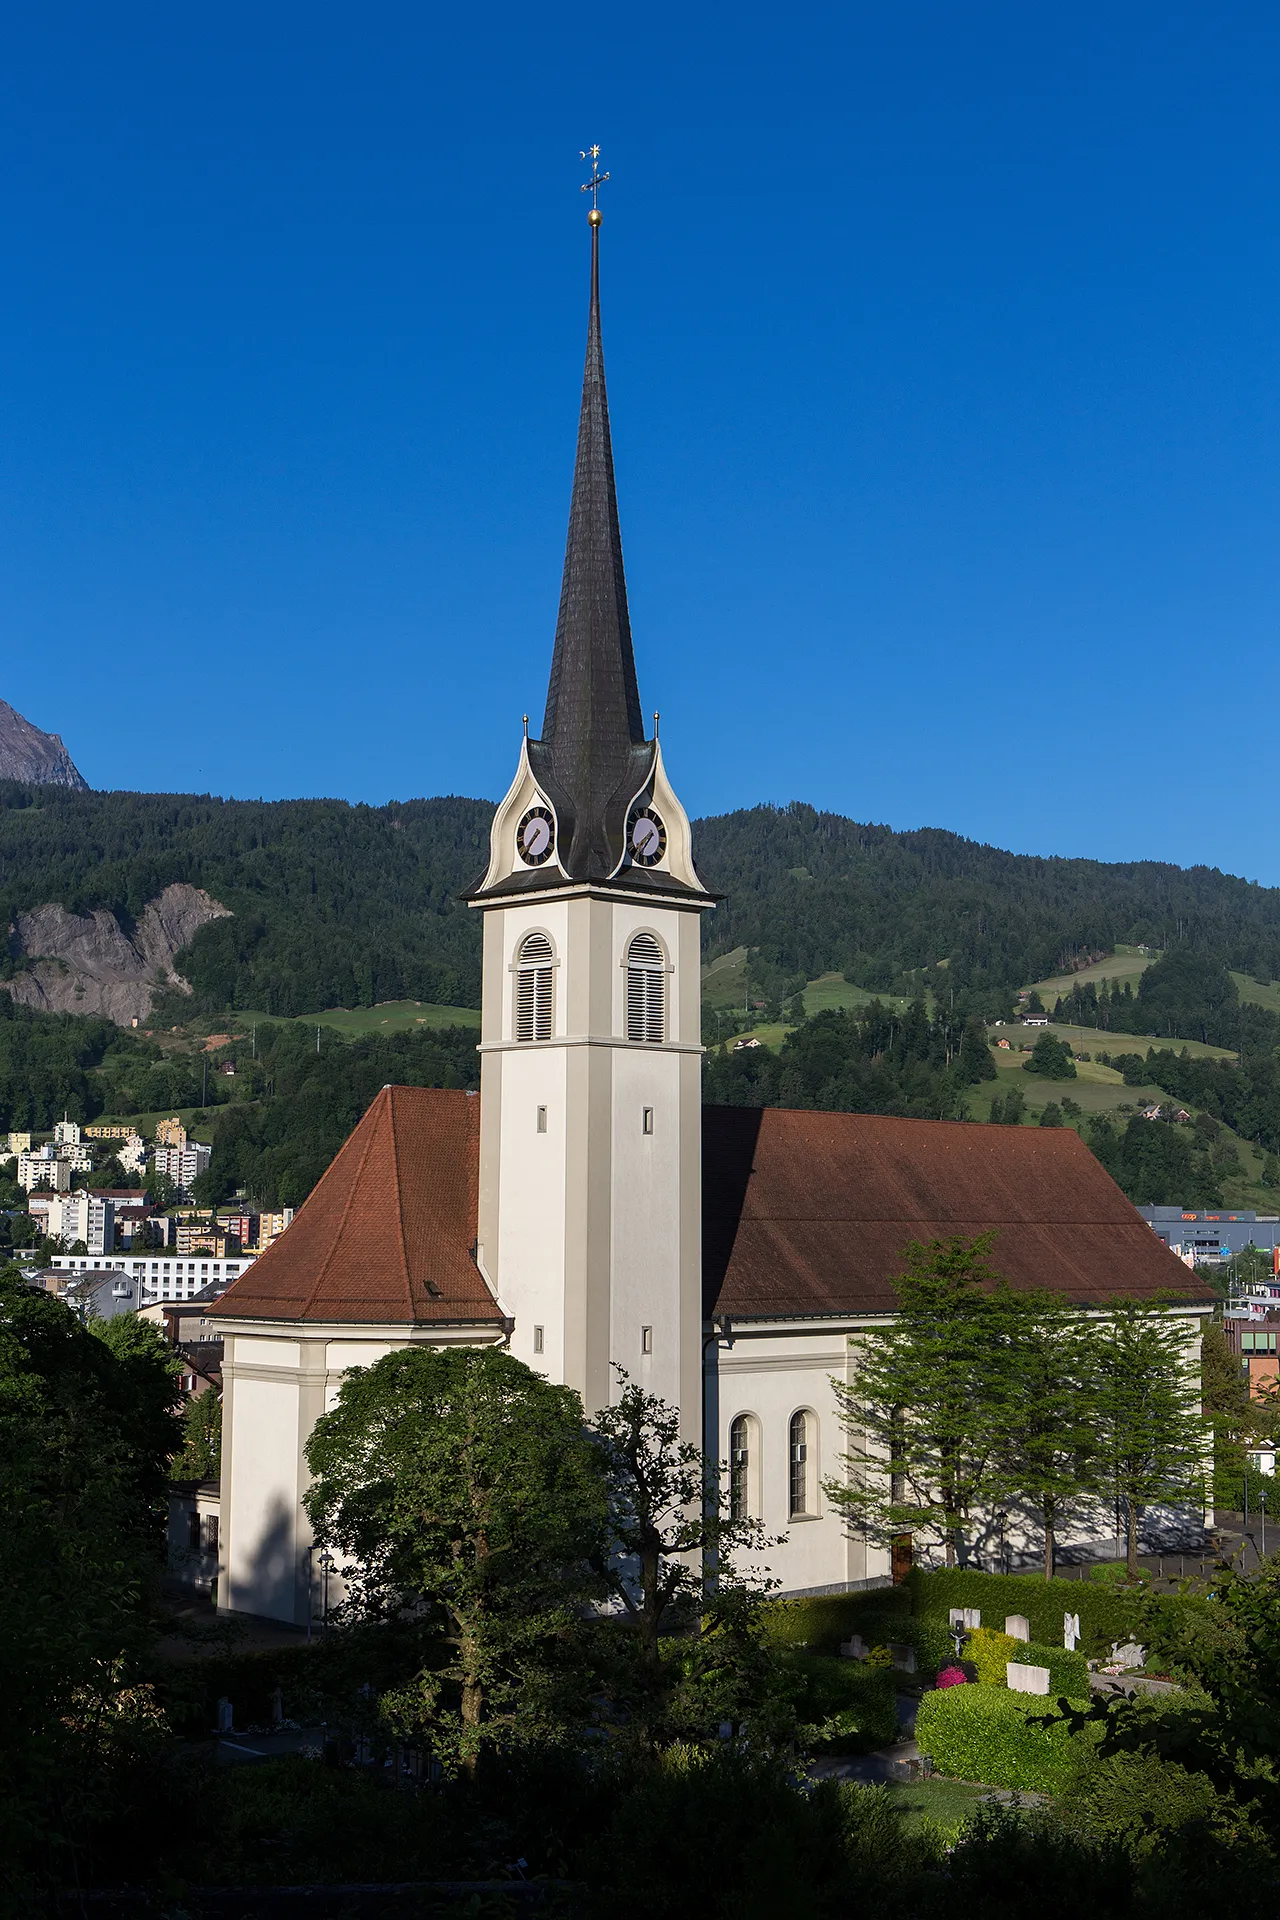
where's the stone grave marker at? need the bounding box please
[1064,1612,1080,1651]
[1007,1661,1050,1695]
[1004,1614,1031,1641]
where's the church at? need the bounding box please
[209,202,1212,1626]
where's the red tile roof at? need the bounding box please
[702,1106,1215,1318]
[215,1086,499,1326]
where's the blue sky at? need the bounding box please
[3,4,1279,880]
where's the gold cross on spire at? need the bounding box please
[579,145,610,222]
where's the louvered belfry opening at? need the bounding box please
[515,933,554,1042]
[625,932,665,1044]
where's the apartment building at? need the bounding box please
[18,1147,71,1193]
[152,1141,212,1196]
[48,1247,259,1303]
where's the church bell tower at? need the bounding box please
[467,171,713,1429]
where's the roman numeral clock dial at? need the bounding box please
[629,806,666,866]
[517,805,556,866]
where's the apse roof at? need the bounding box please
[214,1086,498,1326]
[702,1105,1216,1319]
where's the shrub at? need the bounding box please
[907,1566,1133,1659]
[1056,1749,1262,1855]
[965,1627,1089,1697]
[783,1654,898,1753]
[915,1683,1094,1793]
[761,1588,906,1653]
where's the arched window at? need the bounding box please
[625,932,666,1043]
[788,1411,811,1517]
[729,1414,751,1521]
[514,932,554,1042]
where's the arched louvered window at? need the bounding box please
[730,1414,751,1521]
[625,932,666,1044]
[789,1410,811,1517]
[514,932,554,1042]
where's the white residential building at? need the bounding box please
[54,1119,82,1148]
[18,1147,71,1193]
[152,1142,212,1195]
[44,1190,115,1257]
[48,1247,258,1303]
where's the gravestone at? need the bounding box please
[1064,1612,1081,1651]
[1004,1614,1031,1642]
[1007,1661,1050,1695]
[839,1634,868,1660]
[216,1696,234,1733]
[1110,1642,1146,1669]
[888,1642,917,1674]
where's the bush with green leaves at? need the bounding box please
[782,1654,898,1753]
[761,1587,910,1653]
[964,1626,1089,1696]
[1056,1749,1263,1856]
[915,1683,1094,1792]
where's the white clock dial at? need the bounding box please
[628,806,666,866]
[517,805,555,865]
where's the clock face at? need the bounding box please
[517,805,555,866]
[629,806,666,867]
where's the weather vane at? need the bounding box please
[580,145,610,224]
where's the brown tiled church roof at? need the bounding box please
[214,1087,1214,1327]
[702,1105,1214,1319]
[216,1086,499,1326]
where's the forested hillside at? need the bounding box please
[0,784,491,1015]
[8,784,1280,1022]
[697,806,1280,1015]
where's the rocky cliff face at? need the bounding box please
[3,883,231,1025]
[0,699,88,788]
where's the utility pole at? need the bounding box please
[316,1026,321,1055]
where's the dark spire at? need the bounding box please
[532,217,653,879]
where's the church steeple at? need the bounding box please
[469,162,709,908]
[529,204,654,880]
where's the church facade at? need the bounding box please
[209,215,1213,1626]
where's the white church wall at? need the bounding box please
[214,1319,504,1626]
[711,1321,890,1595]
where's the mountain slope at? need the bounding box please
[0,701,87,789]
[696,804,1280,1013]
[6,785,1280,1022]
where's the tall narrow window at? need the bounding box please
[788,1411,810,1517]
[625,933,666,1043]
[514,933,554,1042]
[730,1415,750,1521]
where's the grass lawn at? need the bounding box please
[83,1103,243,1136]
[229,1001,480,1037]
[1233,972,1280,1015]
[802,973,912,1015]
[887,1776,999,1835]
[1025,945,1158,1002]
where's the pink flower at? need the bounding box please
[936,1665,968,1688]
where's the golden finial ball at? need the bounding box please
[588,207,603,227]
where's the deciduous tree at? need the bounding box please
[304,1345,606,1777]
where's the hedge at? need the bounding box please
[914,1683,1096,1793]
[761,1588,908,1653]
[906,1567,1135,1658]
[965,1627,1089,1697]
[783,1654,898,1753]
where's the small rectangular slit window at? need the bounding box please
[536,1105,547,1133]
[642,1107,654,1135]
[533,1325,545,1354]
[641,1326,653,1355]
